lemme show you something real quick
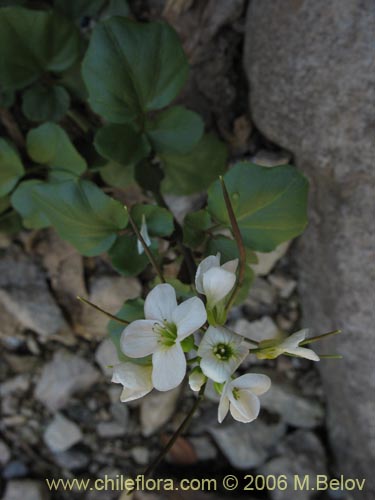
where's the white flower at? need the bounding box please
[195,254,238,307]
[276,329,320,361]
[112,363,153,402]
[137,214,151,255]
[121,284,207,391]
[189,368,206,392]
[218,373,271,423]
[197,326,249,383]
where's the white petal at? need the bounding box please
[195,254,220,293]
[229,390,260,423]
[229,373,271,396]
[221,258,238,274]
[152,343,186,391]
[200,354,233,383]
[144,284,177,322]
[285,346,320,362]
[218,390,230,423]
[172,297,207,340]
[112,363,153,402]
[121,320,159,358]
[120,386,150,402]
[137,215,151,255]
[203,267,236,306]
[280,329,309,350]
[198,326,243,353]
[189,370,206,392]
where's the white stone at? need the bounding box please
[44,413,82,453]
[140,387,180,437]
[251,242,290,276]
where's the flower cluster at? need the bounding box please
[112,254,320,424]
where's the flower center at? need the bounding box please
[213,343,233,361]
[154,321,178,348]
[232,387,240,400]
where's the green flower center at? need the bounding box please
[213,343,233,361]
[154,321,178,347]
[232,387,240,400]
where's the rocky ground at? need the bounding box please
[0,1,347,499]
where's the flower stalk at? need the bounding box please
[76,296,129,325]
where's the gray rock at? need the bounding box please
[252,242,290,277]
[96,421,126,438]
[140,387,180,437]
[77,275,141,340]
[2,480,49,500]
[44,413,82,452]
[258,430,327,500]
[0,438,10,466]
[261,376,324,429]
[244,1,375,493]
[95,338,119,377]
[268,274,297,299]
[35,351,99,411]
[2,461,29,479]
[209,417,286,469]
[0,375,30,396]
[53,449,90,470]
[0,249,73,341]
[244,277,278,316]
[234,316,279,343]
[250,149,292,167]
[190,436,217,461]
[130,446,150,465]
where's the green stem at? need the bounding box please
[300,329,342,346]
[143,384,206,478]
[220,176,246,310]
[126,207,166,283]
[67,109,91,133]
[77,296,129,325]
[0,107,25,149]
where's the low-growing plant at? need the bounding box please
[0,1,342,480]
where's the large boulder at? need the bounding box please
[243,1,375,497]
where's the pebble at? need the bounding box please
[268,274,297,299]
[0,374,30,396]
[34,351,100,411]
[251,242,290,276]
[244,277,278,315]
[53,448,90,470]
[234,316,279,343]
[95,338,119,377]
[44,413,82,452]
[2,479,49,500]
[2,461,29,479]
[131,446,150,465]
[140,387,180,437]
[0,438,11,466]
[96,421,127,438]
[209,417,286,469]
[251,149,292,167]
[190,436,218,461]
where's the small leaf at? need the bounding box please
[0,88,15,108]
[208,163,309,252]
[102,0,131,18]
[11,180,50,229]
[54,0,106,20]
[161,133,227,195]
[31,179,128,256]
[100,161,135,189]
[0,196,10,213]
[27,123,87,175]
[94,124,150,166]
[207,236,258,265]
[0,6,81,90]
[108,234,153,277]
[0,138,25,197]
[131,204,174,237]
[183,209,211,248]
[82,17,188,122]
[0,209,22,234]
[108,297,152,365]
[22,83,70,122]
[134,160,164,192]
[146,106,204,154]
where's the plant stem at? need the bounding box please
[67,109,91,133]
[300,329,342,346]
[126,207,166,283]
[220,176,246,310]
[0,108,25,149]
[77,296,129,325]
[143,383,206,478]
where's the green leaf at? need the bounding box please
[146,106,204,154]
[0,138,24,196]
[82,17,188,123]
[0,209,22,234]
[102,0,131,18]
[183,209,211,248]
[0,6,81,91]
[0,196,10,213]
[22,84,70,122]
[94,124,150,166]
[108,298,151,365]
[11,180,50,229]
[152,277,194,301]
[207,163,309,252]
[108,234,155,277]
[161,133,228,195]
[27,123,87,175]
[206,236,258,265]
[0,88,15,108]
[31,179,128,256]
[100,161,135,189]
[131,204,174,237]
[54,0,106,20]
[134,160,164,192]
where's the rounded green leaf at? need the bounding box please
[160,133,228,195]
[206,236,258,265]
[183,209,211,248]
[0,196,10,214]
[11,179,50,229]
[0,6,81,90]
[54,0,106,20]
[22,84,70,122]
[82,17,188,122]
[131,204,174,237]
[146,106,204,154]
[100,161,135,189]
[27,123,87,175]
[108,234,151,277]
[31,179,128,256]
[0,138,25,197]
[208,162,309,252]
[94,124,150,166]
